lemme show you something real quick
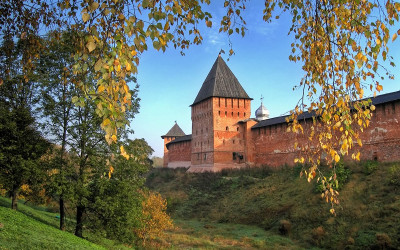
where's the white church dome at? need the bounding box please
[255,102,270,121]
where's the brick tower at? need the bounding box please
[189,55,252,171]
[161,122,185,167]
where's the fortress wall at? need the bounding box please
[167,140,192,164]
[252,100,400,166]
[355,100,400,162]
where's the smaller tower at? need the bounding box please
[161,122,186,167]
[255,95,270,121]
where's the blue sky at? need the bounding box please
[129,2,400,157]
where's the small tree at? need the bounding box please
[136,191,174,246]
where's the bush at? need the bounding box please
[375,233,391,249]
[278,220,291,236]
[388,164,400,186]
[363,160,378,175]
[135,191,174,247]
[315,161,351,193]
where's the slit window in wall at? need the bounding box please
[237,99,239,108]
[204,154,207,160]
[244,112,246,117]
[231,112,233,117]
[238,112,240,117]
[373,152,378,161]
[237,127,239,131]
[226,126,229,131]
[219,111,221,116]
[233,152,237,160]
[225,98,227,107]
[225,111,227,117]
[233,139,235,144]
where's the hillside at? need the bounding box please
[0,204,104,249]
[146,161,400,249]
[0,197,132,250]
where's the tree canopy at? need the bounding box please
[1,0,399,213]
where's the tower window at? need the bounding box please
[225,111,227,117]
[237,99,239,108]
[238,112,240,117]
[244,112,246,117]
[233,139,235,144]
[231,112,233,117]
[219,111,221,116]
[231,99,233,108]
[225,98,227,107]
[204,154,207,160]
[226,126,229,131]
[237,127,239,131]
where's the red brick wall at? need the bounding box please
[212,97,251,164]
[356,100,400,162]
[251,100,400,167]
[191,98,214,166]
[167,140,192,162]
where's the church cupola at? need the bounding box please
[255,96,269,121]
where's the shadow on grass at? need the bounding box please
[0,196,62,230]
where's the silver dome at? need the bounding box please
[255,103,270,121]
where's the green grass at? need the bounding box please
[147,162,400,249]
[157,219,302,249]
[0,197,131,250]
[0,205,104,249]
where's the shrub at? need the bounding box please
[278,220,291,236]
[312,226,325,246]
[315,161,351,193]
[363,160,378,175]
[135,191,174,247]
[388,164,400,186]
[375,233,391,249]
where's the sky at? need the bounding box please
[129,2,400,158]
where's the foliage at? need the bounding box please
[363,160,379,175]
[315,161,351,193]
[0,99,50,210]
[86,139,153,244]
[388,163,400,186]
[136,190,174,246]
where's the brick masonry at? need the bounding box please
[164,97,400,171]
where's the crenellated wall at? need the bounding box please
[251,99,400,167]
[164,94,400,171]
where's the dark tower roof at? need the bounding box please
[161,122,186,139]
[191,56,252,106]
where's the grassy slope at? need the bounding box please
[0,205,104,249]
[0,197,130,250]
[146,162,400,249]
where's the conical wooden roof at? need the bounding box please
[161,122,186,138]
[191,56,252,106]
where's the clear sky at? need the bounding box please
[129,2,400,158]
